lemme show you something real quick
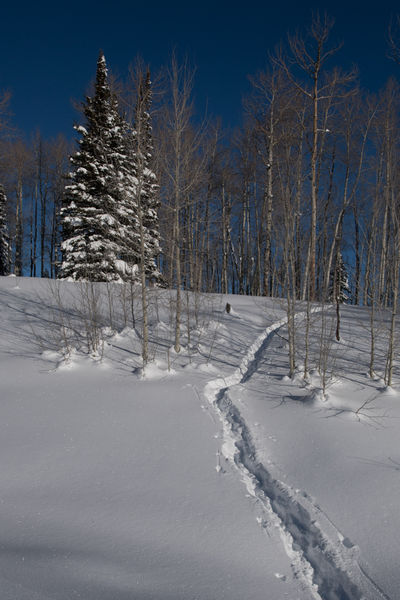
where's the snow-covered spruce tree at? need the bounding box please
[329,252,351,304]
[330,251,351,342]
[59,53,137,281]
[0,185,11,275]
[129,69,163,283]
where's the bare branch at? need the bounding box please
[388,14,400,64]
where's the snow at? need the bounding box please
[0,276,399,599]
[75,125,88,135]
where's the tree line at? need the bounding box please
[0,14,400,313]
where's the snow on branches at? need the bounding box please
[59,53,162,284]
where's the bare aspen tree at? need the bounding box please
[8,141,31,276]
[221,180,231,294]
[30,133,52,277]
[274,118,302,375]
[383,90,400,385]
[388,15,400,64]
[19,134,69,279]
[49,136,70,277]
[132,69,150,364]
[124,63,163,365]
[39,138,49,277]
[361,80,400,385]
[323,93,375,301]
[378,82,400,308]
[366,205,380,378]
[247,68,291,296]
[158,54,206,352]
[205,135,235,295]
[232,126,258,295]
[15,173,23,276]
[385,209,399,387]
[274,14,355,300]
[283,181,298,377]
[30,135,39,276]
[334,253,341,342]
[364,147,384,307]
[201,122,224,293]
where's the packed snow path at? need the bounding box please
[205,316,390,600]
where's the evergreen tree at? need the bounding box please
[0,185,10,275]
[130,70,163,283]
[59,53,135,281]
[329,252,351,304]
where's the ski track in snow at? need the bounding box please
[204,316,390,600]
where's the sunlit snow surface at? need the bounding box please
[0,276,399,599]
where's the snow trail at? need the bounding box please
[204,315,387,600]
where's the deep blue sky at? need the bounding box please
[0,1,398,139]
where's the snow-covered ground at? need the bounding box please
[0,275,399,599]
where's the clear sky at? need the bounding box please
[0,0,398,139]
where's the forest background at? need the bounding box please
[1,11,400,309]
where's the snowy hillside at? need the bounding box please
[0,275,399,600]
